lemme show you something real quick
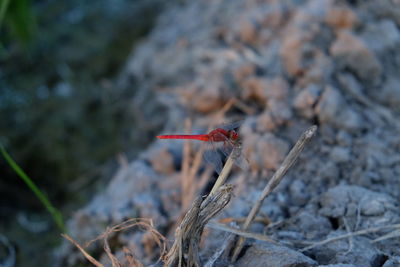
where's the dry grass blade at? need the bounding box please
[123,247,144,267]
[62,218,166,267]
[62,233,105,267]
[371,229,400,243]
[181,118,193,209]
[165,185,234,267]
[218,216,270,225]
[206,221,278,244]
[181,118,208,211]
[299,223,400,252]
[231,125,318,262]
[102,227,121,267]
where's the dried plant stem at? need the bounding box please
[62,234,105,267]
[206,221,277,244]
[181,119,193,209]
[165,185,234,267]
[231,125,317,262]
[208,155,235,196]
[300,223,400,252]
[123,247,144,267]
[62,218,166,267]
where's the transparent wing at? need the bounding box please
[203,141,223,175]
[219,120,244,131]
[204,130,250,174]
[224,138,250,172]
[232,150,250,172]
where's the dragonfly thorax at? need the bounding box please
[208,128,239,142]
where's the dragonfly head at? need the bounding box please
[228,130,239,141]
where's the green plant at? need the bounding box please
[0,0,10,29]
[0,143,66,232]
[0,0,36,45]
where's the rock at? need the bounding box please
[319,185,398,228]
[256,133,290,170]
[289,180,310,206]
[281,29,311,76]
[233,63,257,82]
[315,86,364,131]
[265,77,289,101]
[179,78,226,113]
[235,243,317,267]
[237,19,259,45]
[309,232,385,267]
[361,19,400,53]
[325,6,358,30]
[293,211,332,239]
[146,145,176,174]
[294,84,322,119]
[335,130,352,146]
[375,77,400,108]
[330,147,351,163]
[257,111,278,131]
[382,257,400,267]
[241,77,269,104]
[330,30,382,84]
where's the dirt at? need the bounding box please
[56,0,400,266]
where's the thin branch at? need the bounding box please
[231,125,318,261]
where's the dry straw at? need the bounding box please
[231,125,318,261]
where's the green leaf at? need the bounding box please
[0,143,66,232]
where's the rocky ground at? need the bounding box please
[56,0,400,266]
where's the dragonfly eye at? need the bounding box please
[229,131,239,140]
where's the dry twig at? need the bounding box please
[206,221,277,244]
[181,118,193,209]
[299,223,400,252]
[231,125,318,261]
[62,218,166,267]
[165,185,234,267]
[207,155,235,196]
[61,233,105,267]
[123,247,144,267]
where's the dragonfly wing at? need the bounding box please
[203,141,223,175]
[219,120,244,131]
[223,138,250,172]
[233,152,250,172]
[205,131,250,174]
[211,132,233,159]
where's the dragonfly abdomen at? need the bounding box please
[156,134,210,141]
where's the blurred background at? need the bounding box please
[0,0,167,266]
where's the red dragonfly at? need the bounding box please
[157,121,249,174]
